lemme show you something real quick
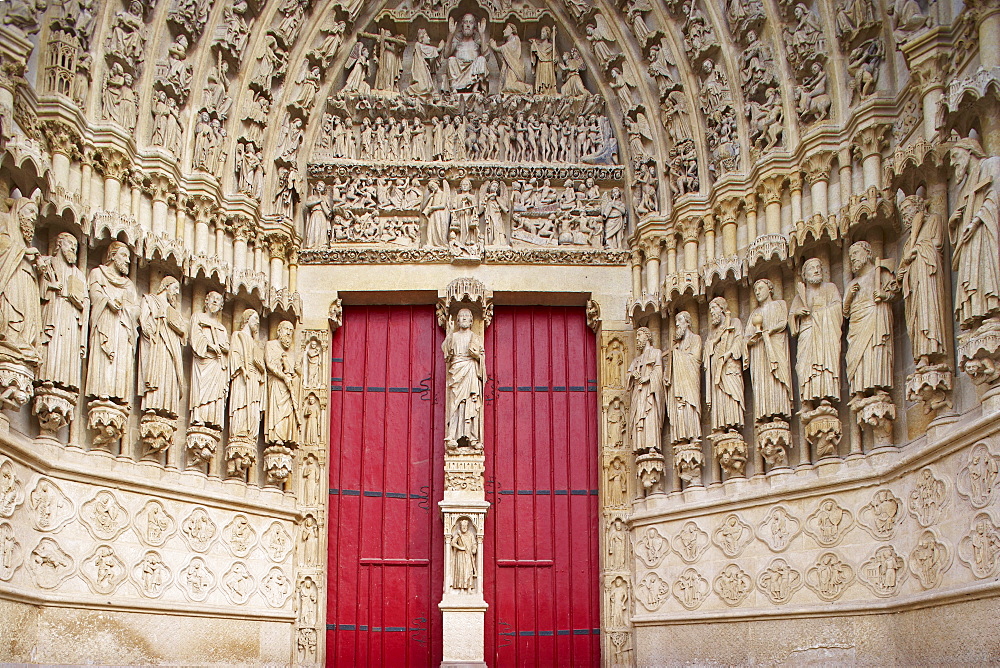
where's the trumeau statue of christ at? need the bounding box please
[442,307,485,449]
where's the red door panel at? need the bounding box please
[484,306,600,667]
[327,305,444,668]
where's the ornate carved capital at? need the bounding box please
[743,191,758,212]
[0,54,26,94]
[678,217,701,244]
[40,120,78,156]
[147,174,175,203]
[758,176,785,206]
[908,53,952,95]
[231,216,255,242]
[189,195,216,224]
[853,125,890,160]
[788,172,804,193]
[96,149,130,181]
[267,232,291,260]
[715,198,740,226]
[803,152,835,185]
[640,235,663,258]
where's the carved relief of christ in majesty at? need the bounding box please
[442,308,485,449]
[445,13,489,94]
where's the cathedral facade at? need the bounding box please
[0,0,998,664]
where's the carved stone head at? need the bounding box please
[55,232,78,264]
[241,309,260,335]
[158,275,181,306]
[675,311,691,338]
[848,240,873,274]
[456,308,473,330]
[753,278,774,303]
[204,291,223,314]
[802,258,823,285]
[105,241,131,276]
[460,13,477,37]
[635,326,652,350]
[709,296,729,326]
[277,320,294,349]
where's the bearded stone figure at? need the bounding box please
[139,276,186,417]
[0,197,41,372]
[190,291,229,428]
[667,311,702,445]
[745,279,792,421]
[442,308,485,449]
[949,135,1000,330]
[265,321,300,446]
[789,258,842,405]
[627,326,664,455]
[704,297,747,432]
[229,309,265,439]
[38,232,88,391]
[843,241,898,396]
[450,517,478,590]
[86,241,139,404]
[445,13,489,94]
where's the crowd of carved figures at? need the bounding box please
[0,192,316,489]
[301,172,627,253]
[314,110,617,166]
[614,126,1000,493]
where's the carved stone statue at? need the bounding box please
[364,28,406,92]
[229,309,265,440]
[602,187,627,249]
[627,327,664,455]
[790,258,842,405]
[0,197,41,371]
[445,13,489,94]
[844,241,898,396]
[442,308,485,449]
[898,195,947,367]
[424,179,451,248]
[304,182,331,249]
[704,297,747,433]
[105,0,146,67]
[342,41,372,95]
[450,517,477,590]
[530,26,557,95]
[190,291,229,428]
[139,276,186,417]
[450,179,479,255]
[407,28,444,97]
[265,321,300,446]
[745,279,792,422]
[491,24,531,95]
[86,242,139,404]
[667,311,702,445]
[38,232,87,391]
[950,136,1000,330]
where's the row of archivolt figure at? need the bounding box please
[0,201,314,488]
[314,112,618,166]
[302,175,628,253]
[624,233,949,491]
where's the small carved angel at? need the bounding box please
[342,41,372,95]
[585,14,618,69]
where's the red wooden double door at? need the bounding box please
[327,305,599,667]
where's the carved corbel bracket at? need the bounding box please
[710,431,748,480]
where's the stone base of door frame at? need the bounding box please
[440,602,489,667]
